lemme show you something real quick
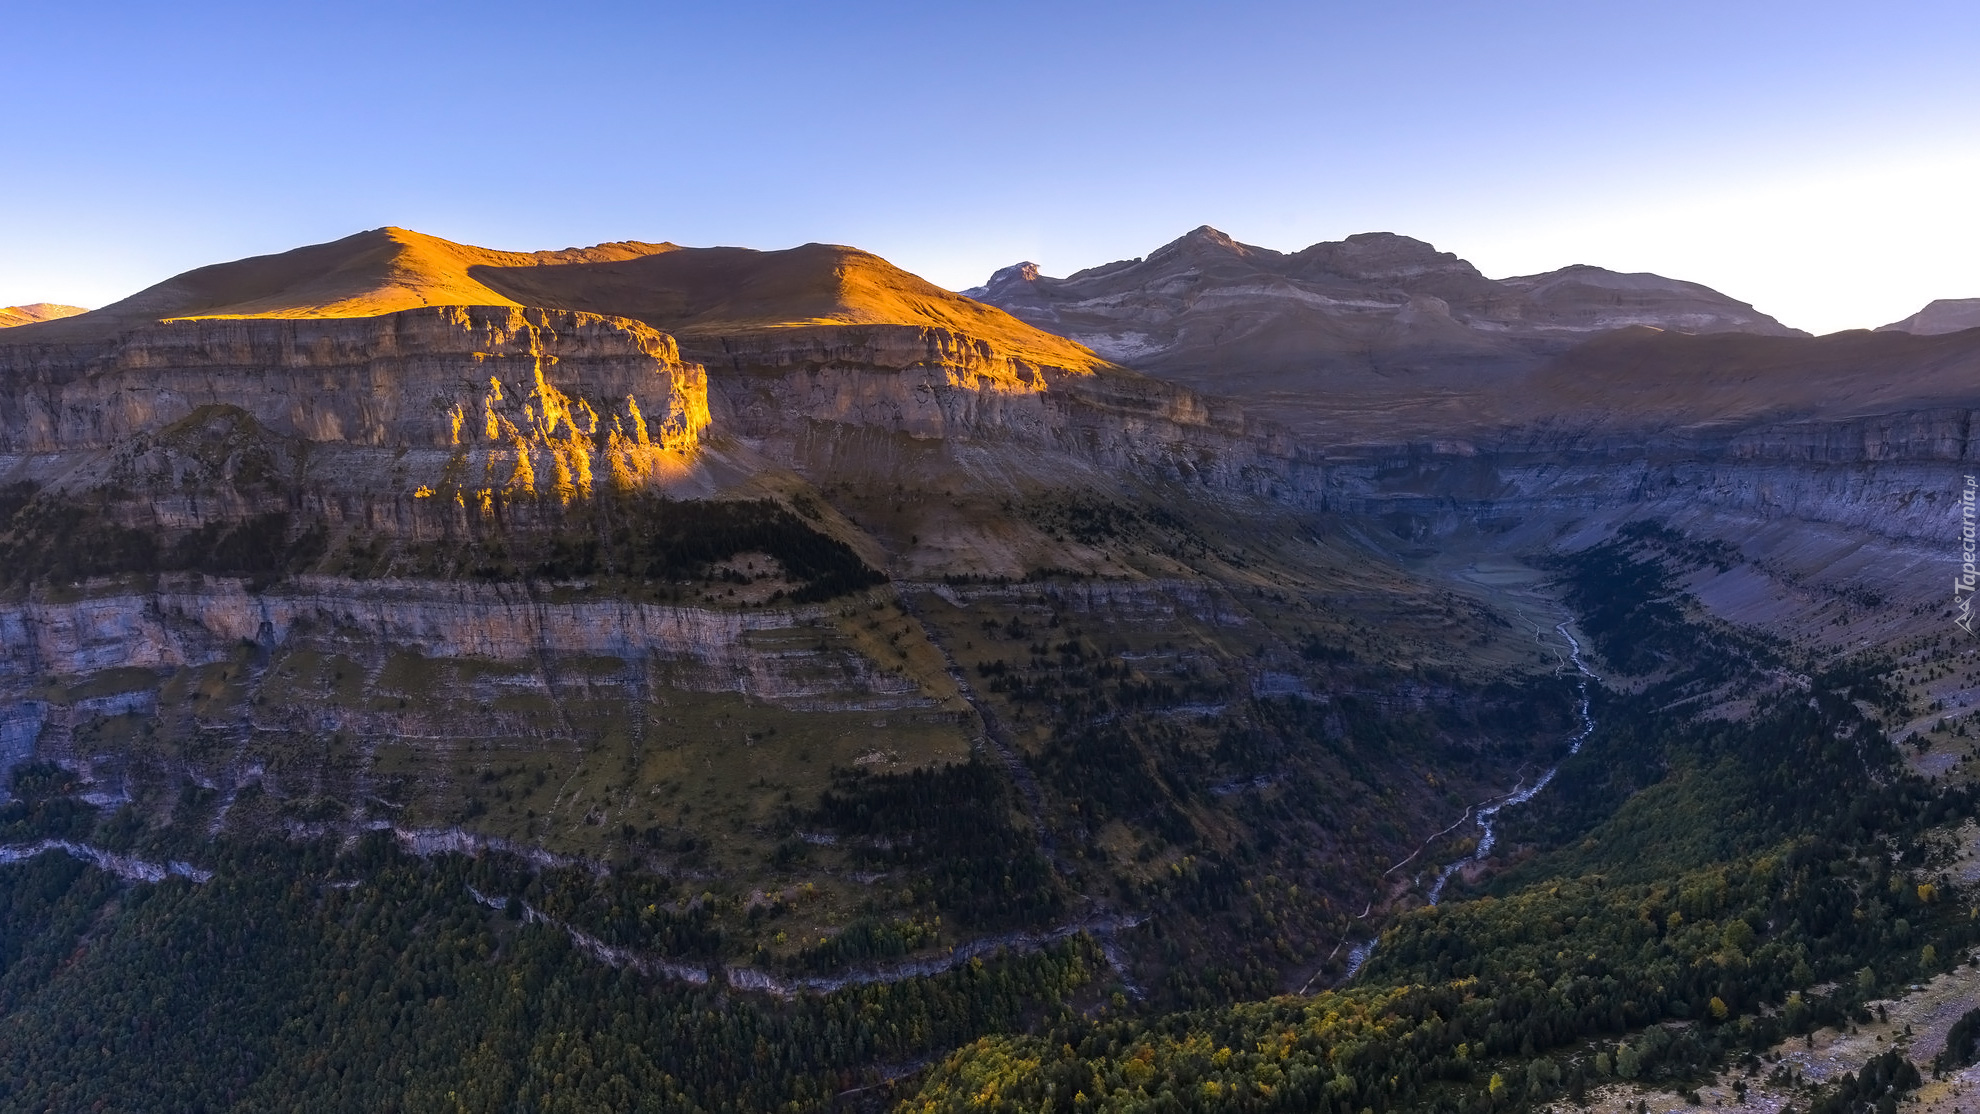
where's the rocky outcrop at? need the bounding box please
[690,323,1060,442]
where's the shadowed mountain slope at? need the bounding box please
[1272,324,1980,444]
[1524,325,1980,430]
[969,226,1808,439]
[1878,297,1980,336]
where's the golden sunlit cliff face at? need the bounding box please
[0,305,710,505]
[437,321,709,509]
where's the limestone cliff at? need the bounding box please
[2,575,937,716]
[0,305,708,501]
[681,321,1324,506]
[0,229,1314,511]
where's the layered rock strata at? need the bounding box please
[679,323,1325,506]
[0,305,710,502]
[1,575,933,716]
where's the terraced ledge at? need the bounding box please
[466,879,1143,998]
[0,839,212,883]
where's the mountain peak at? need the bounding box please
[1291,232,1482,284]
[971,261,1041,294]
[1340,231,1433,248]
[1147,224,1267,265]
[964,225,1812,438]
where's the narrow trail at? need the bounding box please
[896,589,1157,999]
[725,912,1146,998]
[467,885,713,985]
[893,589,1149,997]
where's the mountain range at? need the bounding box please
[965,227,1980,446]
[965,226,1813,435]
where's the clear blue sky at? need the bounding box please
[4,0,1977,333]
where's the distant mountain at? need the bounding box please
[967,226,1803,436]
[0,302,86,328]
[1877,297,1980,336]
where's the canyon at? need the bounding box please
[5,224,1976,906]
[2,223,1978,1112]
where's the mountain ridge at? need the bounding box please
[16,225,1110,376]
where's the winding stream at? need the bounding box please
[1312,621,1599,991]
[1426,620,1598,905]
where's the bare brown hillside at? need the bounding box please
[0,302,86,328]
[13,227,1106,375]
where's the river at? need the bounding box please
[1426,620,1598,905]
